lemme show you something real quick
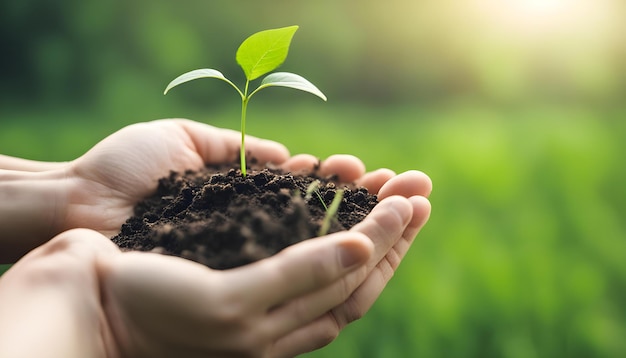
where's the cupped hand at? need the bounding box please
[59,119,369,237]
[101,170,431,358]
[269,170,432,355]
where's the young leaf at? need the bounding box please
[251,72,327,101]
[164,69,241,97]
[236,26,299,81]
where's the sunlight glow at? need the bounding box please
[472,0,604,37]
[508,0,572,13]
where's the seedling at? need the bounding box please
[164,25,327,176]
[305,180,344,236]
[305,180,327,210]
[318,189,344,236]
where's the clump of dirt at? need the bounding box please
[112,164,378,269]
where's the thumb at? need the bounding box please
[226,231,374,309]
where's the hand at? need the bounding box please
[59,119,290,237]
[60,119,383,237]
[101,171,431,357]
[0,171,431,358]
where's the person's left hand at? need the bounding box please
[57,119,370,238]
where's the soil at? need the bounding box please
[112,162,378,270]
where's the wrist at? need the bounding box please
[0,166,72,263]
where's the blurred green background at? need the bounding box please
[1,0,625,356]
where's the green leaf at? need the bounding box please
[236,26,299,81]
[252,72,327,101]
[164,68,241,97]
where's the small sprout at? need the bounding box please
[318,189,344,237]
[304,180,345,236]
[164,26,327,176]
[305,180,328,210]
[304,180,320,201]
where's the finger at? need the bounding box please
[280,154,367,184]
[279,154,320,174]
[318,155,365,183]
[264,264,367,340]
[350,196,413,272]
[175,119,290,166]
[402,195,432,248]
[263,235,372,338]
[355,168,396,194]
[224,232,373,310]
[377,170,432,199]
[299,197,410,329]
[271,195,431,339]
[243,134,291,166]
[330,195,431,328]
[270,313,341,358]
[265,197,415,338]
[367,195,431,279]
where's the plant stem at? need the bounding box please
[318,189,344,237]
[240,98,249,176]
[240,80,251,176]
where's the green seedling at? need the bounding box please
[305,180,327,210]
[164,25,327,176]
[305,180,344,236]
[318,189,344,237]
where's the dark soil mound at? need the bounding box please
[112,164,378,269]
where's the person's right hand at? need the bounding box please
[0,171,431,358]
[100,171,431,358]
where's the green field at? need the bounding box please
[2,103,625,357]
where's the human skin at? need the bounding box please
[0,119,432,357]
